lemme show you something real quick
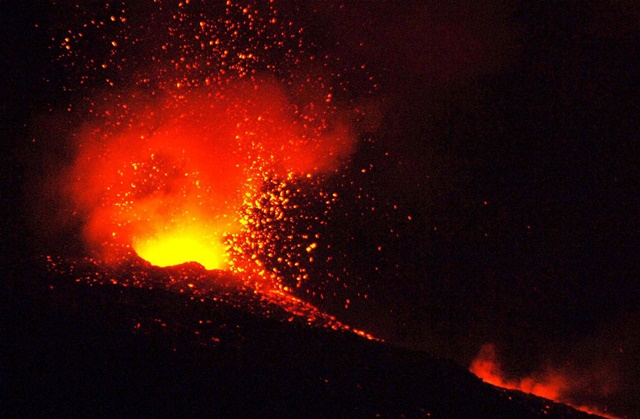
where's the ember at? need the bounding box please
[50,0,365,289]
[64,80,355,278]
[32,0,381,349]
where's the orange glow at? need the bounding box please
[469,344,567,400]
[64,80,355,274]
[133,229,228,270]
[44,254,381,341]
[470,344,620,419]
[49,0,369,288]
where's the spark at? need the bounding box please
[44,0,378,337]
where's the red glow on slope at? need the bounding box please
[470,344,567,400]
[470,344,620,418]
[65,80,355,273]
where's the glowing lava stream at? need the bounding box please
[470,344,620,419]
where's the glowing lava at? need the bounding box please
[40,0,378,349]
[46,0,370,285]
[64,81,354,275]
[470,344,620,419]
[470,344,567,401]
[133,229,228,270]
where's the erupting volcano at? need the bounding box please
[4,1,638,418]
[64,79,354,280]
[22,0,387,351]
[41,0,368,293]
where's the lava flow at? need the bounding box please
[43,254,377,341]
[470,344,620,419]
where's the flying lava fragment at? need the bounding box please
[65,80,355,272]
[47,0,369,278]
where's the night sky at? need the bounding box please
[2,1,640,417]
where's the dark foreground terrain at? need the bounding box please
[2,257,604,419]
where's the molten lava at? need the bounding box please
[47,0,368,281]
[133,230,228,270]
[470,344,620,419]
[470,344,567,401]
[65,81,354,274]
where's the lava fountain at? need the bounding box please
[64,80,354,277]
[41,0,371,288]
[32,0,380,344]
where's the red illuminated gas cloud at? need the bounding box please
[64,78,355,273]
[470,344,620,419]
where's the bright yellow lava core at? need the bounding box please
[133,232,228,270]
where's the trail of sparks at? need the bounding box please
[39,0,381,338]
[63,80,355,282]
[44,254,377,341]
[46,0,374,281]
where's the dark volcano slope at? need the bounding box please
[2,262,602,419]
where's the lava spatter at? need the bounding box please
[43,254,377,341]
[40,0,380,335]
[64,79,355,278]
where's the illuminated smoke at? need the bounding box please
[44,1,371,282]
[470,344,621,419]
[64,79,355,275]
[470,344,568,400]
